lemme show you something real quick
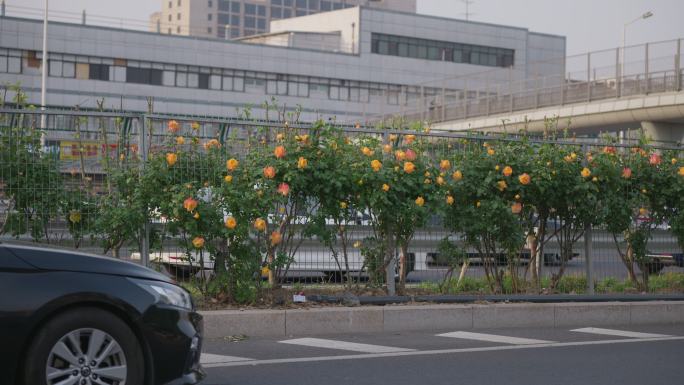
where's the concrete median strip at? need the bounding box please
[200,301,684,339]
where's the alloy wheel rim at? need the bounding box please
[45,328,127,385]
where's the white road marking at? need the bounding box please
[570,327,671,339]
[202,335,684,368]
[200,353,253,364]
[437,331,553,345]
[279,338,415,353]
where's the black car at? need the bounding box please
[0,243,205,385]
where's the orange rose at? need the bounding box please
[639,207,648,216]
[277,183,290,196]
[192,236,205,249]
[254,218,267,232]
[502,166,513,177]
[395,150,406,161]
[436,176,445,185]
[511,202,522,214]
[382,183,390,192]
[678,167,684,177]
[166,152,178,167]
[446,195,454,205]
[389,134,398,142]
[415,196,425,207]
[362,146,374,157]
[497,180,507,191]
[581,168,591,178]
[622,167,632,179]
[371,159,382,172]
[225,217,237,229]
[263,166,276,179]
[226,158,239,171]
[603,146,616,155]
[183,197,198,213]
[167,120,180,133]
[297,157,308,169]
[404,134,416,145]
[452,170,463,181]
[175,136,185,145]
[518,173,531,185]
[487,148,495,156]
[270,231,282,246]
[405,149,417,161]
[403,161,416,174]
[203,139,220,150]
[274,145,286,159]
[440,159,451,171]
[383,144,392,153]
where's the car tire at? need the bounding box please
[24,307,145,385]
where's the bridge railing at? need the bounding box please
[367,38,683,125]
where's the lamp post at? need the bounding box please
[40,0,48,130]
[620,11,653,87]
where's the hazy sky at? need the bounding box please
[6,0,684,55]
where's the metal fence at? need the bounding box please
[2,107,684,298]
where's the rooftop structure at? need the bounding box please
[149,0,417,38]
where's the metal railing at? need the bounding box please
[368,38,683,124]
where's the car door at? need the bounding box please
[0,245,40,385]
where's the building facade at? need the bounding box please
[0,7,565,123]
[149,0,417,39]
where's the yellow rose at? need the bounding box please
[581,168,591,178]
[440,159,451,170]
[503,166,513,177]
[226,158,239,171]
[497,180,507,191]
[298,157,308,169]
[225,217,237,229]
[403,161,416,174]
[518,173,531,185]
[165,152,178,167]
[340,201,348,209]
[254,218,267,232]
[446,195,454,205]
[452,170,463,181]
[175,136,185,145]
[371,159,382,172]
[192,236,205,249]
[224,175,233,183]
[382,183,390,192]
[415,196,425,206]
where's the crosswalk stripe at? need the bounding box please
[279,338,415,353]
[200,353,253,364]
[437,331,554,345]
[570,327,671,339]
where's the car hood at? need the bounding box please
[5,244,171,282]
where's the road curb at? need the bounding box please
[199,300,684,339]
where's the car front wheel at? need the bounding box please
[24,307,144,385]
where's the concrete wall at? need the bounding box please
[271,7,360,54]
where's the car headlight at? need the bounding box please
[131,278,193,310]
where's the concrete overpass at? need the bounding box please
[372,38,684,143]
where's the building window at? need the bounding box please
[231,2,240,12]
[168,1,172,8]
[126,67,162,85]
[177,26,181,33]
[208,13,212,20]
[168,14,172,21]
[218,0,230,11]
[177,13,181,20]
[245,3,256,15]
[168,28,172,34]
[370,33,514,68]
[208,27,213,34]
[208,0,213,6]
[89,64,110,81]
[177,0,181,5]
[321,1,331,11]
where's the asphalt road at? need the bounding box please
[199,324,684,385]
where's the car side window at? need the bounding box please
[0,247,33,270]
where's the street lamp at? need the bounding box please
[620,11,653,82]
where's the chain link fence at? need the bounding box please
[2,106,684,300]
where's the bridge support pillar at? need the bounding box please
[640,121,684,144]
